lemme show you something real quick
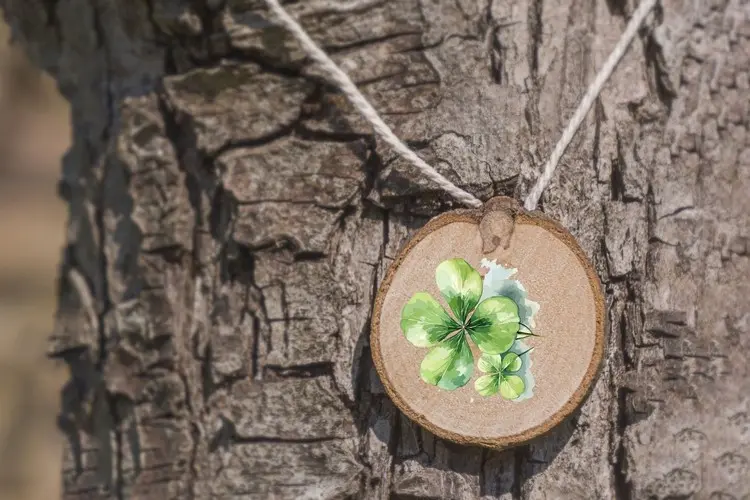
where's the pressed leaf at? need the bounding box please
[499,375,525,400]
[435,259,483,321]
[501,352,522,372]
[467,296,520,354]
[474,374,500,396]
[477,352,504,374]
[400,292,459,347]
[420,334,474,390]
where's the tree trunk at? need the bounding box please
[1,0,748,498]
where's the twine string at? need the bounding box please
[264,0,657,211]
[522,0,658,210]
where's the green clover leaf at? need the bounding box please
[480,258,540,335]
[474,351,528,399]
[401,292,460,347]
[400,258,521,391]
[420,334,473,390]
[435,259,483,321]
[467,296,521,354]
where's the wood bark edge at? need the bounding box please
[370,202,606,449]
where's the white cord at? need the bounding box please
[523,0,658,211]
[264,0,483,208]
[264,0,657,211]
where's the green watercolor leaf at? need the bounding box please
[420,334,474,390]
[475,353,525,397]
[474,374,500,396]
[435,259,483,321]
[400,292,460,347]
[477,352,504,374]
[480,259,540,332]
[499,375,525,400]
[402,258,538,397]
[501,352,522,373]
[467,296,520,354]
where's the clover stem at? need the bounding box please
[517,347,534,357]
[516,332,541,339]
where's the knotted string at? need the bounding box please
[264,0,658,211]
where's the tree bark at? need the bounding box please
[1,0,748,498]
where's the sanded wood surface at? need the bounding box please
[372,208,605,448]
[1,0,748,498]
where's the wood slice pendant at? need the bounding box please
[371,197,605,448]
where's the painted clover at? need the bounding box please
[480,258,540,338]
[474,351,530,399]
[400,258,521,390]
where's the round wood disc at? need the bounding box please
[371,200,605,449]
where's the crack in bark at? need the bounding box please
[657,205,695,220]
[522,0,544,141]
[527,0,543,80]
[264,362,335,379]
[325,31,424,53]
[90,0,115,140]
[512,445,528,499]
[296,0,387,17]
[613,387,634,500]
[642,4,675,112]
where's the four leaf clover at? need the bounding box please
[474,352,528,399]
[400,259,521,391]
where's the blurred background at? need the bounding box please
[0,14,69,500]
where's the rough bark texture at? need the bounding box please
[1,0,748,498]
